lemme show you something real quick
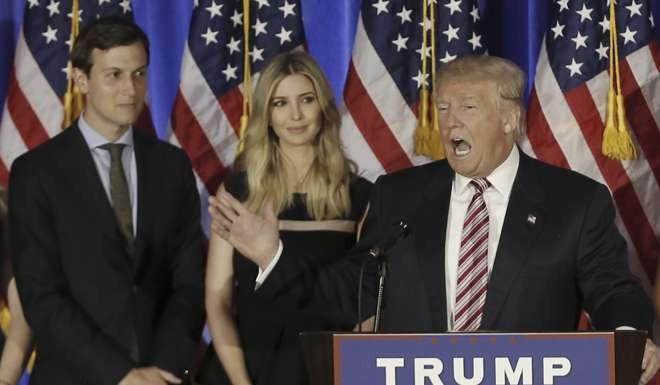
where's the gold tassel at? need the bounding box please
[601,0,636,160]
[414,0,444,160]
[63,0,83,128]
[236,0,252,157]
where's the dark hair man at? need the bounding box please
[9,17,205,385]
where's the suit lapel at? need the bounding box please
[64,125,134,273]
[132,130,154,273]
[481,152,545,329]
[413,163,453,331]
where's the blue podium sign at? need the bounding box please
[333,333,615,385]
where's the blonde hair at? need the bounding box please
[436,55,526,136]
[237,51,354,220]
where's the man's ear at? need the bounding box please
[72,68,89,94]
[502,104,521,135]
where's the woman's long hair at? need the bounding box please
[236,51,355,220]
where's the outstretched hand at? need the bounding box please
[208,185,280,270]
[640,338,660,384]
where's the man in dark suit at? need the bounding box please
[8,17,205,385]
[210,55,659,383]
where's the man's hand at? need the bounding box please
[118,367,181,385]
[640,339,660,384]
[208,185,280,270]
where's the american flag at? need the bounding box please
[341,0,486,180]
[521,0,660,302]
[0,0,155,188]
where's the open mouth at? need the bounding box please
[451,137,471,156]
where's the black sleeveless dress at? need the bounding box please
[197,172,371,385]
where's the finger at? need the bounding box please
[215,201,240,225]
[157,369,182,384]
[214,183,227,198]
[219,188,250,215]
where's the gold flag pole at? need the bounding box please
[427,0,444,159]
[62,0,83,128]
[236,0,252,157]
[414,0,431,157]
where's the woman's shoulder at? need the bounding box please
[349,174,372,218]
[222,170,249,200]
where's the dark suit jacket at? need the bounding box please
[314,150,653,334]
[9,123,206,385]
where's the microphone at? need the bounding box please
[368,219,409,260]
[357,219,409,333]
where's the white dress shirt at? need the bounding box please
[78,114,138,236]
[445,146,519,330]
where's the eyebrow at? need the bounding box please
[100,65,148,73]
[272,91,316,99]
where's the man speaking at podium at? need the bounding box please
[209,55,659,383]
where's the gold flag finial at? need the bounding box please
[602,0,636,160]
[63,0,84,128]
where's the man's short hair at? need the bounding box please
[71,16,149,75]
[437,55,527,135]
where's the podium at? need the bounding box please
[301,330,646,385]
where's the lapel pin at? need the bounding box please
[526,214,537,225]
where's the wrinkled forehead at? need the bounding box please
[436,77,499,102]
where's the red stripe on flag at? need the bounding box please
[0,159,8,187]
[619,59,660,187]
[564,85,660,281]
[218,87,243,137]
[7,71,50,149]
[525,89,570,168]
[343,63,412,173]
[171,90,227,194]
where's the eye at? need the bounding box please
[134,69,147,78]
[437,104,449,112]
[271,99,286,108]
[301,95,316,104]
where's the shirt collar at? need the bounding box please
[78,113,134,150]
[453,145,520,200]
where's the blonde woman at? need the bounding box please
[199,52,371,385]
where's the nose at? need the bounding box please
[290,101,302,121]
[121,75,137,97]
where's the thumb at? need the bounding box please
[262,198,278,223]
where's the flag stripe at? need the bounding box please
[12,29,63,138]
[338,106,385,181]
[7,71,50,149]
[563,85,660,280]
[0,158,7,186]
[344,63,412,173]
[217,87,243,137]
[533,41,606,184]
[525,89,570,168]
[178,43,238,169]
[171,90,228,195]
[619,62,660,187]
